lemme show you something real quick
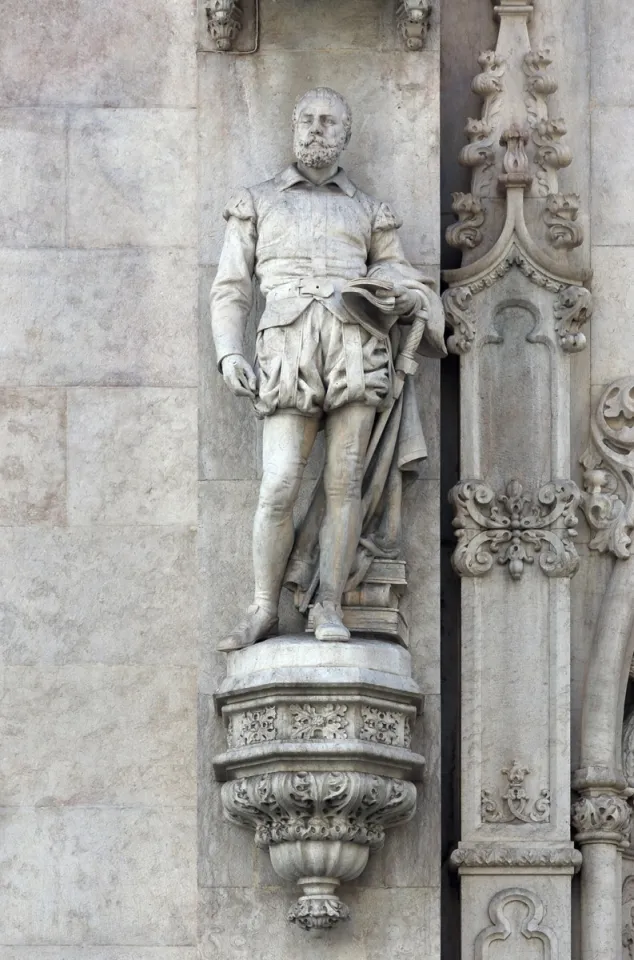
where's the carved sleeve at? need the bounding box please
[210,190,257,368]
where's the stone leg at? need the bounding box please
[318,403,375,605]
[252,411,319,612]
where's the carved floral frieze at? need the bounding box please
[229,706,277,746]
[481,761,551,824]
[450,479,580,580]
[451,845,581,870]
[581,378,634,559]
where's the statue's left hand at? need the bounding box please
[392,285,423,317]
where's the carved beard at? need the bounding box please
[294,134,344,169]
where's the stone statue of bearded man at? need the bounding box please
[211,87,445,651]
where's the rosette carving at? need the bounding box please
[572,794,632,847]
[581,378,634,558]
[450,479,581,580]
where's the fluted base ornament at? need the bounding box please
[221,771,417,928]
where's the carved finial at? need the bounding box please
[206,0,243,51]
[396,0,431,51]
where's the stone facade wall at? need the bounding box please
[0,1,441,958]
[0,3,199,958]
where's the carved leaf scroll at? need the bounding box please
[581,378,634,558]
[450,479,580,580]
[481,761,551,824]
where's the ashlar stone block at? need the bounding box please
[68,109,197,248]
[0,0,196,108]
[0,806,196,945]
[0,526,197,665]
[0,389,66,525]
[0,109,65,247]
[0,250,197,387]
[0,665,196,808]
[68,388,197,525]
[590,247,634,386]
[591,108,634,247]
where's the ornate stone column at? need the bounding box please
[443,0,590,953]
[574,378,634,960]
[212,637,425,930]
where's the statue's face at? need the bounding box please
[293,95,349,169]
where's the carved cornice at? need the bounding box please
[581,378,634,559]
[451,845,582,871]
[449,479,581,580]
[572,794,632,847]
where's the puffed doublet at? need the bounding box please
[210,164,438,365]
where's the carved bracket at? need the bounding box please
[396,0,432,51]
[222,772,417,929]
[205,0,243,50]
[449,479,581,580]
[481,760,551,824]
[581,378,634,558]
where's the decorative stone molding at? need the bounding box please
[571,794,632,848]
[481,761,551,824]
[475,888,557,959]
[581,378,634,558]
[623,877,634,958]
[443,0,591,352]
[212,637,425,927]
[449,479,580,580]
[290,703,348,741]
[553,285,592,352]
[204,0,243,50]
[446,193,485,252]
[451,845,582,871]
[396,0,432,51]
[624,710,634,786]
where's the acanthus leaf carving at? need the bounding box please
[205,0,243,51]
[581,378,634,558]
[553,285,592,352]
[475,888,557,960]
[572,793,632,847]
[442,286,475,355]
[446,193,485,251]
[545,194,584,251]
[451,845,582,870]
[450,479,580,580]
[229,706,277,746]
[481,760,551,824]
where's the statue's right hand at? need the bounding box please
[221,354,257,399]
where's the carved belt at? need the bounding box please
[268,278,338,300]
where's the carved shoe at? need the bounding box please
[217,604,279,652]
[313,601,350,643]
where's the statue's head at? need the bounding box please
[292,88,352,169]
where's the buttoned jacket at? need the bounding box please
[210,164,440,365]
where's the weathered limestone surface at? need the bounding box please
[0,0,198,954]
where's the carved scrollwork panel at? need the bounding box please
[481,761,551,824]
[475,888,557,960]
[290,703,349,741]
[450,479,580,580]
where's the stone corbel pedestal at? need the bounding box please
[212,637,424,930]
